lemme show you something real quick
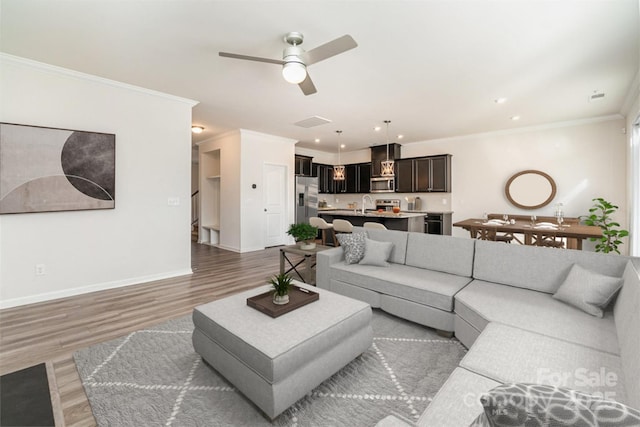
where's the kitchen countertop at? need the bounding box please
[318,210,426,219]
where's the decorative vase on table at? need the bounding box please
[270,273,293,305]
[299,240,316,250]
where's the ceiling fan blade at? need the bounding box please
[304,35,358,65]
[299,74,317,96]
[219,51,284,65]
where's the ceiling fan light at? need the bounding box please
[282,62,307,84]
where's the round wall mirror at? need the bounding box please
[505,170,557,210]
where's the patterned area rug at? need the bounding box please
[74,309,466,426]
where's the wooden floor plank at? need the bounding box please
[0,243,282,426]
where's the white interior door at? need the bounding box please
[263,164,287,247]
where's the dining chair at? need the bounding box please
[309,217,336,246]
[469,227,497,241]
[363,222,387,230]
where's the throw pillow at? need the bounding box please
[358,238,394,267]
[553,264,623,317]
[336,231,367,264]
[477,383,640,427]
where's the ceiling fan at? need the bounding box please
[219,32,358,96]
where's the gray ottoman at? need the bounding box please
[192,281,373,419]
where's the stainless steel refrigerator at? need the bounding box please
[295,176,318,224]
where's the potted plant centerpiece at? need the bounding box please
[270,273,293,305]
[287,222,318,250]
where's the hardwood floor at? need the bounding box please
[0,243,282,426]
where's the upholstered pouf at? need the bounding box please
[192,281,372,419]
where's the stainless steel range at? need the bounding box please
[375,199,400,211]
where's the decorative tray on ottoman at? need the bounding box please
[247,285,319,318]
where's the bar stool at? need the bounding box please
[333,219,353,234]
[363,222,387,230]
[309,217,337,246]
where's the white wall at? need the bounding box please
[297,117,629,252]
[198,129,296,252]
[0,54,197,308]
[240,130,296,252]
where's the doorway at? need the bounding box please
[263,164,288,247]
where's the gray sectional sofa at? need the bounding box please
[316,228,640,426]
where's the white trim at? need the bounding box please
[630,115,640,256]
[404,114,625,146]
[621,69,640,115]
[0,53,199,107]
[0,268,194,309]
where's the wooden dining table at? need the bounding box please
[453,218,602,250]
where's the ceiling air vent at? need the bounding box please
[294,116,332,128]
[589,91,605,103]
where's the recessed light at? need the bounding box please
[314,138,320,143]
[494,98,507,104]
[191,126,204,134]
[340,144,346,149]
[374,126,381,132]
[511,115,520,121]
[397,134,404,139]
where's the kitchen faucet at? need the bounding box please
[362,194,373,214]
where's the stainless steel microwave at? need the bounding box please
[370,177,395,193]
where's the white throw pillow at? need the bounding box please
[336,231,367,264]
[552,264,623,317]
[359,238,394,267]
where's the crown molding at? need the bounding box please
[0,52,199,107]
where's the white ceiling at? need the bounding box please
[1,0,638,153]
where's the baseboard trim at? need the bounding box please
[0,269,194,309]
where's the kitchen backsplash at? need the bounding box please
[320,193,452,212]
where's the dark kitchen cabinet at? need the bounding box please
[395,159,414,192]
[343,162,371,193]
[394,154,452,193]
[295,155,313,176]
[370,144,401,177]
[313,163,334,194]
[358,163,371,193]
[415,155,451,192]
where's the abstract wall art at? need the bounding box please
[0,123,115,214]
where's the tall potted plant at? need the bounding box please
[287,223,318,250]
[582,198,629,254]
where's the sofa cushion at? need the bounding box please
[417,367,500,427]
[455,280,619,354]
[614,261,640,410]
[405,232,476,277]
[359,238,393,267]
[472,240,628,294]
[460,323,627,402]
[552,263,623,318]
[331,262,472,311]
[357,227,409,265]
[336,231,367,264]
[475,383,640,427]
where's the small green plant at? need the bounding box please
[287,222,318,243]
[582,198,629,254]
[269,273,293,296]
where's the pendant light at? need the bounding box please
[333,130,345,181]
[380,120,395,177]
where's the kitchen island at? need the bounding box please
[318,210,425,232]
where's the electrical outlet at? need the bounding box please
[167,197,180,206]
[35,264,45,276]
[442,198,447,205]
